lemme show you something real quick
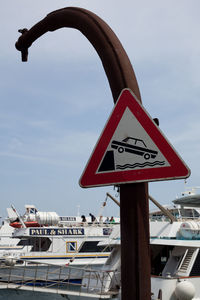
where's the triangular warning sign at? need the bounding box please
[79,89,190,188]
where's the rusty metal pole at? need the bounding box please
[120,183,150,299]
[15,7,151,299]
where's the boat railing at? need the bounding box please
[150,215,200,222]
[0,260,120,298]
[58,221,119,227]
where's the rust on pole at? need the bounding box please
[15,7,151,299]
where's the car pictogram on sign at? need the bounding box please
[111,137,158,160]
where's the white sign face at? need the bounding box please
[97,107,170,174]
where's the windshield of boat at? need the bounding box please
[150,207,200,221]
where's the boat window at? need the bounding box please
[17,239,32,246]
[31,237,51,251]
[180,208,200,219]
[151,245,174,276]
[150,208,200,221]
[79,241,112,253]
[190,250,200,276]
[16,260,24,265]
[17,238,51,252]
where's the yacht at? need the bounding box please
[4,189,200,300]
[92,188,200,300]
[0,222,121,300]
[150,188,200,299]
[0,203,119,283]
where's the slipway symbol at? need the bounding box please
[79,89,190,188]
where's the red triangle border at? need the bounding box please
[79,89,190,188]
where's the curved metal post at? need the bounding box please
[15,7,141,103]
[15,7,151,299]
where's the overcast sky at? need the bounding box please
[0,0,200,218]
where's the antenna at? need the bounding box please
[76,205,80,217]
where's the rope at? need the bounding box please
[67,194,114,266]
